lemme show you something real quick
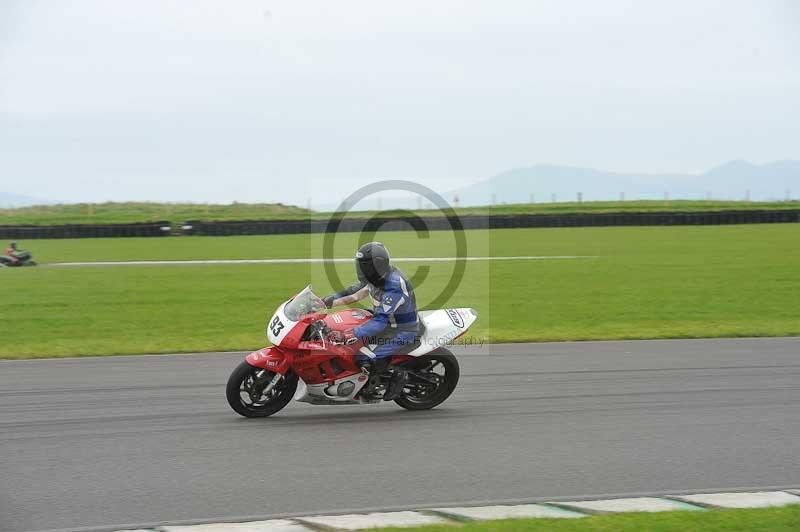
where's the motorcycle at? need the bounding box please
[0,250,37,267]
[226,285,477,417]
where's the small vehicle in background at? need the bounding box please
[1,242,37,267]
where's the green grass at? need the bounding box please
[1,224,799,359]
[1,200,797,225]
[371,506,800,532]
[0,201,313,225]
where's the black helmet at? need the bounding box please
[9,241,16,249]
[355,242,391,285]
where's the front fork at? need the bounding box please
[259,371,283,395]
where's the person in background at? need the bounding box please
[5,241,20,264]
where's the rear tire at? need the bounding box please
[395,349,460,411]
[226,361,298,418]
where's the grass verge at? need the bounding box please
[375,506,800,532]
[1,224,798,359]
[1,200,797,225]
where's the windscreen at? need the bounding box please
[283,286,326,321]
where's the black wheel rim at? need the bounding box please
[403,358,449,404]
[239,368,284,408]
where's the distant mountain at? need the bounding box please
[316,160,799,212]
[447,165,672,205]
[446,160,799,206]
[0,191,50,208]
[697,160,799,199]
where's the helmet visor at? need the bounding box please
[356,258,382,285]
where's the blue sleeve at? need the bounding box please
[334,280,366,299]
[354,312,390,339]
[354,286,405,339]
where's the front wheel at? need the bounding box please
[226,361,298,418]
[395,349,460,410]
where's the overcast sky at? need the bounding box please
[1,0,798,206]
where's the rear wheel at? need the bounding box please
[394,349,460,410]
[226,361,298,418]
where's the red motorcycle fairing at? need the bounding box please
[246,309,408,385]
[277,312,325,349]
[291,342,364,384]
[322,308,371,331]
[245,344,364,385]
[245,346,292,374]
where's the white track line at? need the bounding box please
[48,256,595,267]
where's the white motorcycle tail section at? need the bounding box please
[408,308,477,357]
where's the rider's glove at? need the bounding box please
[322,295,335,309]
[327,329,358,346]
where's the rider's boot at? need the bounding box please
[357,358,408,401]
[381,362,408,401]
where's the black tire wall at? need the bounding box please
[2,210,797,239]
[0,222,171,239]
[184,210,800,236]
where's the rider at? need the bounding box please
[5,241,20,264]
[323,241,419,401]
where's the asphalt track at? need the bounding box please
[2,338,799,532]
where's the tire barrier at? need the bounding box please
[0,222,172,239]
[1,210,796,239]
[184,209,800,236]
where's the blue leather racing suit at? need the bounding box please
[333,267,419,360]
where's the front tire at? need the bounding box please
[226,361,298,418]
[395,349,460,410]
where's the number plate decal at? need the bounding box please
[270,315,284,336]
